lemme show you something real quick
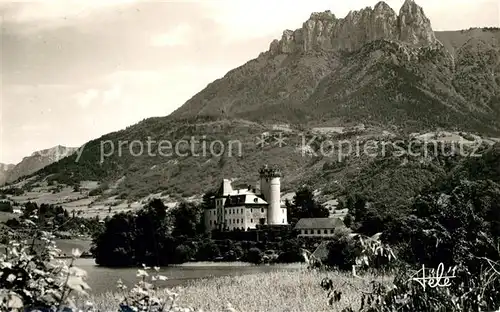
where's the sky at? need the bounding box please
[0,0,498,164]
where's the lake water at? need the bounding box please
[1,239,303,294]
[71,258,303,294]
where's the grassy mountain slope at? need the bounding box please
[11,24,500,206]
[171,29,500,134]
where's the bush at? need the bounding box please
[326,228,359,271]
[244,247,263,264]
[195,239,221,261]
[0,201,13,213]
[174,244,195,264]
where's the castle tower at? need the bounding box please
[259,165,282,225]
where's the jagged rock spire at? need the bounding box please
[268,0,437,56]
[399,0,437,45]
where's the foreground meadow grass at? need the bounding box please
[86,269,391,312]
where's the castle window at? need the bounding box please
[251,208,253,213]
[241,218,243,223]
[209,220,212,225]
[261,208,264,213]
[324,229,328,234]
[303,230,307,234]
[237,219,239,224]
[330,229,334,234]
[282,219,284,223]
[317,230,321,234]
[241,209,243,213]
[250,219,253,223]
[254,198,258,203]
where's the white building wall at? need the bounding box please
[204,208,217,231]
[224,206,246,231]
[245,206,268,229]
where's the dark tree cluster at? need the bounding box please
[286,186,330,225]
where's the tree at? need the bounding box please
[23,202,38,218]
[389,179,500,271]
[200,190,216,210]
[171,201,203,238]
[92,212,137,267]
[92,198,172,267]
[287,187,329,223]
[133,199,169,266]
[0,201,13,213]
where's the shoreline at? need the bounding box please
[71,258,306,269]
[172,261,305,268]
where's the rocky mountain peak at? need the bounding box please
[268,0,437,56]
[3,145,78,185]
[398,0,437,45]
[0,163,14,172]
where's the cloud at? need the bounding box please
[75,89,99,109]
[102,84,122,106]
[20,122,51,133]
[205,0,499,36]
[73,84,121,109]
[150,24,192,47]
[104,70,165,85]
[1,0,138,24]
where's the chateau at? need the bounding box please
[204,165,288,232]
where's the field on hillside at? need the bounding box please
[81,270,390,312]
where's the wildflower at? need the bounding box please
[6,274,16,282]
[84,300,94,308]
[6,293,23,309]
[10,247,19,257]
[67,275,91,296]
[136,269,148,277]
[157,275,168,281]
[1,261,13,269]
[69,266,88,278]
[72,248,82,258]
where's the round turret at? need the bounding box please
[259,165,285,225]
[259,165,282,178]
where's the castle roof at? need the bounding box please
[224,194,268,207]
[294,218,345,230]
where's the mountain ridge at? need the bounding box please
[170,1,500,134]
[1,145,78,185]
[267,0,437,56]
